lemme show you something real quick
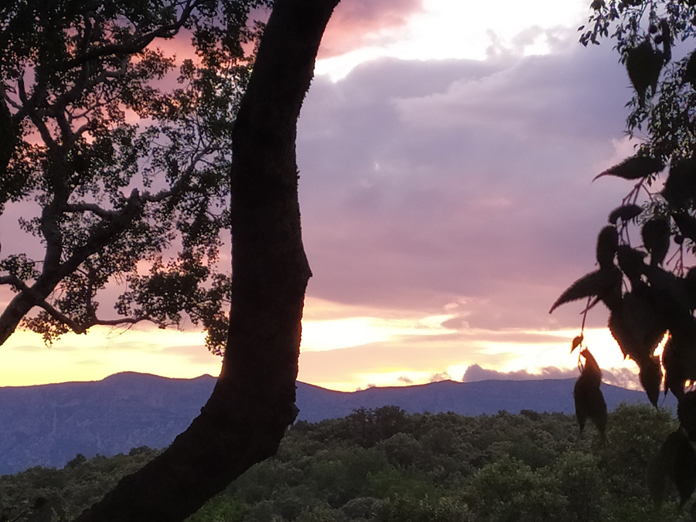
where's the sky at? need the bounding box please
[0,0,654,391]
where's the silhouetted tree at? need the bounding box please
[0,0,272,353]
[2,0,341,520]
[552,0,696,509]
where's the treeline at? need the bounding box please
[0,404,686,521]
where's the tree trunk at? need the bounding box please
[73,0,339,520]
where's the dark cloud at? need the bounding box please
[298,38,634,332]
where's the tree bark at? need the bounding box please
[72,0,339,520]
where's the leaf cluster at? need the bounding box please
[552,0,696,510]
[0,0,270,353]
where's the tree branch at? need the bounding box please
[33,301,87,335]
[63,202,119,219]
[18,76,56,150]
[0,275,86,333]
[0,274,158,336]
[0,274,27,290]
[56,190,143,280]
[62,0,204,71]
[83,316,156,329]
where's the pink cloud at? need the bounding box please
[297,42,631,333]
[320,0,424,57]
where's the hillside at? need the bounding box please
[0,372,670,475]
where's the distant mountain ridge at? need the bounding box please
[0,372,670,476]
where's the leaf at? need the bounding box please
[684,268,696,310]
[625,39,664,104]
[684,50,696,85]
[580,348,602,385]
[574,349,607,436]
[549,267,622,313]
[662,159,696,206]
[648,430,687,506]
[663,324,696,399]
[596,225,618,269]
[679,392,696,441]
[608,204,643,224]
[571,334,584,353]
[645,264,695,317]
[594,154,664,181]
[660,19,672,63]
[574,379,589,433]
[642,218,671,266]
[673,213,696,243]
[616,245,647,284]
[639,356,663,408]
[609,290,666,365]
[675,435,696,507]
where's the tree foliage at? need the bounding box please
[0,0,271,353]
[553,0,696,510]
[0,405,684,522]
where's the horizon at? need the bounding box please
[0,366,645,394]
[0,0,646,392]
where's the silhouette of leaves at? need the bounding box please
[596,225,619,269]
[549,267,622,313]
[659,19,672,62]
[684,268,696,310]
[663,323,696,399]
[616,245,647,285]
[608,288,667,382]
[608,204,643,224]
[571,335,584,353]
[594,155,664,181]
[638,356,663,408]
[644,265,695,318]
[662,158,696,207]
[642,218,671,266]
[648,430,687,506]
[574,349,607,436]
[625,39,664,104]
[675,435,696,507]
[685,50,696,85]
[679,392,696,441]
[673,213,696,243]
[558,2,696,512]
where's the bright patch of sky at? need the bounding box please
[316,0,591,80]
[301,314,456,352]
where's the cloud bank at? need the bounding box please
[299,37,633,333]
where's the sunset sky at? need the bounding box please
[0,0,650,391]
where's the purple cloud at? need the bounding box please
[462,363,641,390]
[298,37,635,333]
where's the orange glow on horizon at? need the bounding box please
[0,316,640,393]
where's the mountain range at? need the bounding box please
[0,372,672,476]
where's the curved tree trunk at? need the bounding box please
[73,0,339,520]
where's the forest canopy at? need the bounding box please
[0,405,682,522]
